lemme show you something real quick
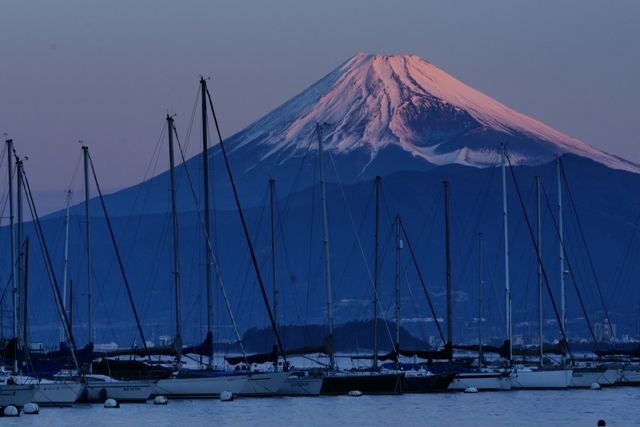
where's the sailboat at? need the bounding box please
[550,159,620,388]
[437,190,511,392]
[151,115,250,398]
[72,146,155,403]
[0,140,90,406]
[307,126,403,395]
[198,78,289,397]
[499,144,573,389]
[265,179,323,396]
[390,185,508,391]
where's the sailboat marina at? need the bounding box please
[0,76,640,417]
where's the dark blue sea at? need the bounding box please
[5,387,636,426]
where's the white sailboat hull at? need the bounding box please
[83,379,153,402]
[448,372,512,391]
[276,373,323,396]
[13,376,83,406]
[239,372,290,396]
[509,368,573,389]
[617,365,640,385]
[153,374,249,398]
[34,381,83,406]
[569,368,620,388]
[0,384,37,407]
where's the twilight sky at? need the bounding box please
[1,1,638,213]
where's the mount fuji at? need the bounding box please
[27,53,640,351]
[228,52,637,174]
[103,53,637,215]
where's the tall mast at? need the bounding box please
[6,139,18,374]
[83,146,93,373]
[270,179,278,362]
[167,115,182,370]
[557,158,566,337]
[536,175,543,366]
[17,158,25,348]
[373,176,380,370]
[61,191,72,343]
[501,143,512,362]
[200,78,213,369]
[316,123,334,369]
[478,232,483,369]
[395,215,401,351]
[444,181,452,359]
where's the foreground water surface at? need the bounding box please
[3,387,637,427]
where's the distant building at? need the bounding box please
[94,342,118,351]
[595,318,616,343]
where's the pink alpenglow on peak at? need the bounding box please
[227,53,640,176]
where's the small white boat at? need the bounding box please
[276,371,323,396]
[448,371,512,391]
[14,376,83,406]
[0,375,38,407]
[509,366,573,389]
[239,371,290,397]
[569,366,620,388]
[82,375,154,402]
[153,372,250,398]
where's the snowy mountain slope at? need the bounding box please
[222,53,639,177]
[88,52,640,217]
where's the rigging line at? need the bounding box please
[204,91,290,365]
[20,163,80,369]
[326,152,375,292]
[171,123,249,362]
[377,183,405,350]
[418,186,444,270]
[139,124,173,322]
[540,181,601,353]
[87,153,152,362]
[560,163,610,322]
[609,207,640,313]
[400,250,430,344]
[205,87,290,367]
[400,221,445,343]
[273,186,305,325]
[305,138,319,329]
[505,154,572,359]
[280,137,315,225]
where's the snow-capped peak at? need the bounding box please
[227,53,640,174]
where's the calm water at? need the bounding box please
[4,387,637,427]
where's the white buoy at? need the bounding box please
[153,395,168,405]
[464,387,478,393]
[590,383,601,390]
[347,390,363,397]
[23,402,39,414]
[3,405,19,416]
[104,398,120,408]
[220,390,233,402]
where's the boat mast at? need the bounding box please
[17,158,25,348]
[83,145,93,373]
[6,139,18,374]
[501,143,512,362]
[200,78,213,369]
[61,191,72,343]
[373,176,380,370]
[395,215,401,353]
[478,232,483,369]
[444,181,452,361]
[167,115,183,370]
[536,175,543,366]
[557,158,566,337]
[316,123,334,369]
[270,178,278,366]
